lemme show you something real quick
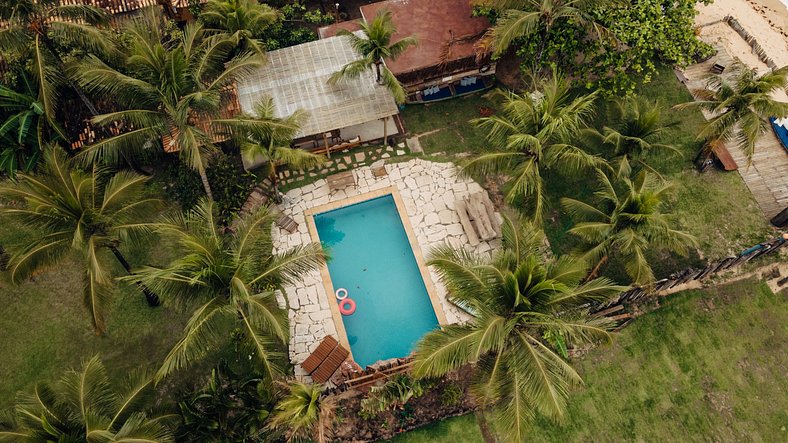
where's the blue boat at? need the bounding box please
[769,116,788,152]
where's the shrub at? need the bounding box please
[439,382,464,406]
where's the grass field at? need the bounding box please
[389,278,788,442]
[529,278,787,441]
[402,66,771,274]
[0,217,191,408]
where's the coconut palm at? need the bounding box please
[328,9,418,104]
[0,356,175,442]
[75,13,265,199]
[674,63,788,164]
[412,213,625,442]
[0,71,67,177]
[465,74,604,222]
[0,149,161,334]
[585,95,680,178]
[561,170,697,286]
[236,97,326,200]
[476,0,616,64]
[0,0,111,118]
[200,0,279,56]
[130,199,325,381]
[267,382,335,443]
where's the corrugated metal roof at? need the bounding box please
[235,34,399,139]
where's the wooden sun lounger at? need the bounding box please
[327,170,356,192]
[455,200,480,246]
[455,192,501,246]
[276,214,298,233]
[311,345,350,384]
[300,335,338,375]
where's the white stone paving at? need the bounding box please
[271,159,500,375]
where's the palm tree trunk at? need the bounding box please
[375,62,383,84]
[198,167,214,201]
[382,117,388,147]
[270,169,282,204]
[585,255,609,282]
[108,245,160,307]
[475,410,497,443]
[534,26,550,69]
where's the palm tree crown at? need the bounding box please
[0,149,160,333]
[267,382,334,443]
[328,9,418,104]
[0,356,174,442]
[675,63,788,164]
[412,214,626,442]
[586,95,680,178]
[236,97,326,198]
[75,12,265,199]
[562,170,697,286]
[130,199,325,382]
[200,0,279,55]
[465,74,604,222]
[0,0,111,118]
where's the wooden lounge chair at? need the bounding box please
[710,63,726,74]
[276,214,298,233]
[455,192,501,246]
[300,335,338,375]
[311,345,350,384]
[327,170,356,192]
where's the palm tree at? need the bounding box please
[0,356,175,442]
[200,0,279,56]
[0,149,161,334]
[0,71,67,177]
[465,74,604,222]
[412,213,625,442]
[267,382,335,443]
[236,97,326,200]
[476,0,616,65]
[130,199,325,381]
[328,9,418,104]
[561,170,697,286]
[0,0,111,118]
[674,63,788,164]
[75,13,265,199]
[585,95,680,178]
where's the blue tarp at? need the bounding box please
[769,117,788,152]
[454,80,488,96]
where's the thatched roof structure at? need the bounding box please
[235,34,399,139]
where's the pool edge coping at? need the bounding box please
[303,185,449,364]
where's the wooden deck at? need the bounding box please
[679,47,788,218]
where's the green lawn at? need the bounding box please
[401,95,493,155]
[390,278,788,441]
[0,218,191,408]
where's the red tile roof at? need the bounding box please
[358,0,491,76]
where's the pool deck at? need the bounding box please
[271,159,500,376]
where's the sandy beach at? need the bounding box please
[696,0,788,71]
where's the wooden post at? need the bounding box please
[382,117,388,147]
[323,132,331,159]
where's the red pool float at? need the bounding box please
[339,298,356,316]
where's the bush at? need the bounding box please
[439,382,464,406]
[159,153,257,224]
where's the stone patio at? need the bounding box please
[271,159,500,376]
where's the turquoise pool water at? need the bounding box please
[314,194,439,368]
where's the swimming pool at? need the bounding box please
[313,193,440,367]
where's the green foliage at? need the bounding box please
[439,383,464,406]
[0,356,174,441]
[206,153,258,224]
[262,1,327,51]
[361,375,432,414]
[177,360,277,441]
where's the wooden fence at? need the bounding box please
[590,234,787,317]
